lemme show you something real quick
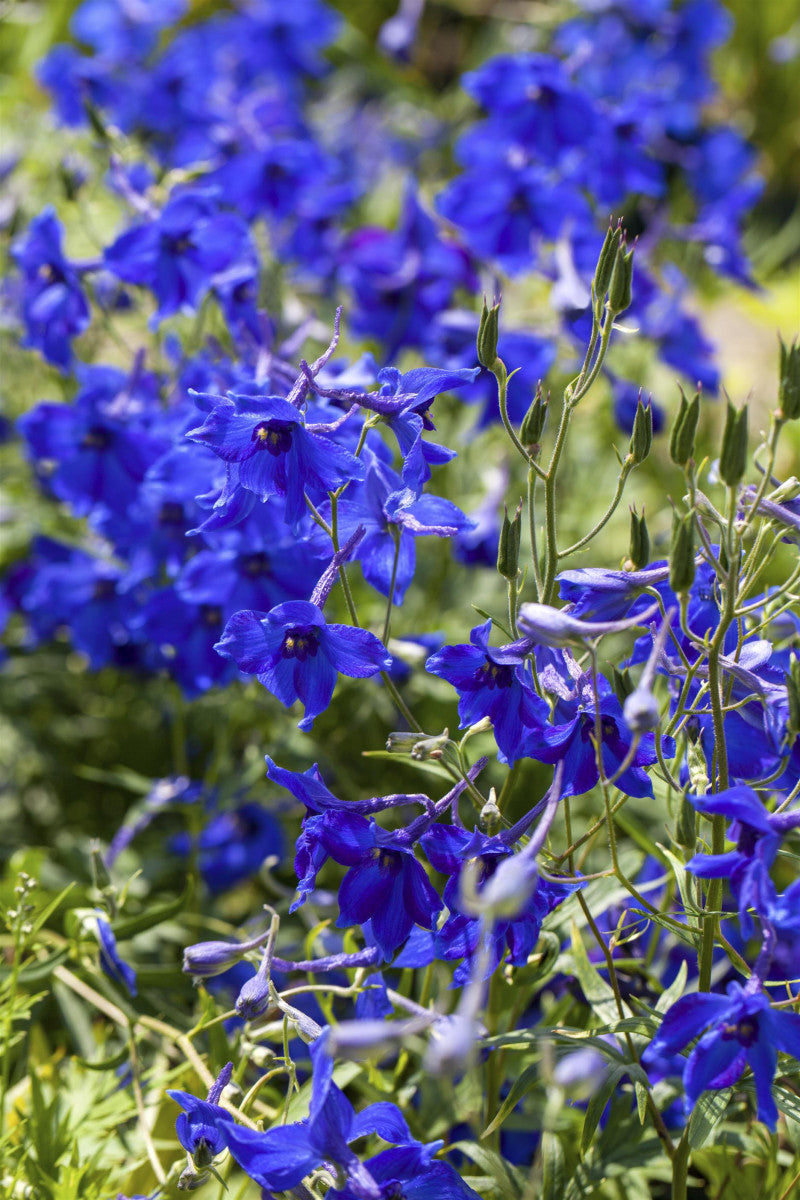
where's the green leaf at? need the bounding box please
[570,920,626,1026]
[111,879,193,939]
[540,1131,565,1200]
[75,1046,129,1072]
[687,1087,732,1148]
[581,1065,627,1156]
[483,1063,540,1138]
[656,959,688,1014]
[451,1141,524,1199]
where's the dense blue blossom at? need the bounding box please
[11,208,91,368]
[215,601,391,730]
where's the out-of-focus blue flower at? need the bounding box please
[18,362,165,517]
[643,980,800,1128]
[215,601,391,730]
[171,802,284,895]
[104,189,257,324]
[11,208,91,369]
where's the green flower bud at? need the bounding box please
[669,511,696,595]
[778,336,800,421]
[607,243,634,315]
[628,394,653,465]
[594,222,622,299]
[519,383,549,449]
[477,298,501,369]
[497,501,523,580]
[669,386,700,467]
[612,665,634,702]
[719,401,748,486]
[627,506,650,569]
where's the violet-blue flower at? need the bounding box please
[11,207,91,369]
[215,601,391,730]
[643,980,800,1128]
[187,391,365,529]
[425,620,548,766]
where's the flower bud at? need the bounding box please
[612,665,634,702]
[669,512,696,595]
[628,394,653,465]
[607,243,634,315]
[477,298,501,369]
[719,401,748,486]
[235,952,271,1021]
[519,383,549,449]
[627,506,650,570]
[178,1166,209,1191]
[623,684,660,734]
[593,222,623,299]
[183,927,271,979]
[669,387,700,467]
[778,337,800,421]
[497,501,522,581]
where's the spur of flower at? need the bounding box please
[214,600,391,730]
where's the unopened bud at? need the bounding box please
[669,512,696,595]
[497,501,522,581]
[778,337,800,421]
[628,395,653,464]
[477,298,501,369]
[623,685,660,734]
[178,1166,210,1191]
[183,927,271,979]
[594,222,623,300]
[719,401,749,486]
[612,665,634,702]
[607,243,634,315]
[627,506,650,570]
[669,387,700,467]
[480,788,501,832]
[519,383,549,448]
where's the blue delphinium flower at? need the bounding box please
[525,654,664,797]
[292,809,443,959]
[187,391,365,529]
[308,451,474,604]
[18,362,165,517]
[215,600,391,730]
[643,980,800,1129]
[685,787,800,936]
[422,824,577,985]
[11,207,91,369]
[168,1062,232,1168]
[171,802,284,895]
[425,619,548,765]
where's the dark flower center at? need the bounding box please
[372,847,403,875]
[281,627,319,661]
[201,606,223,628]
[722,1018,757,1046]
[253,420,293,456]
[159,501,185,527]
[477,658,513,690]
[92,578,116,601]
[241,552,270,577]
[81,426,111,450]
